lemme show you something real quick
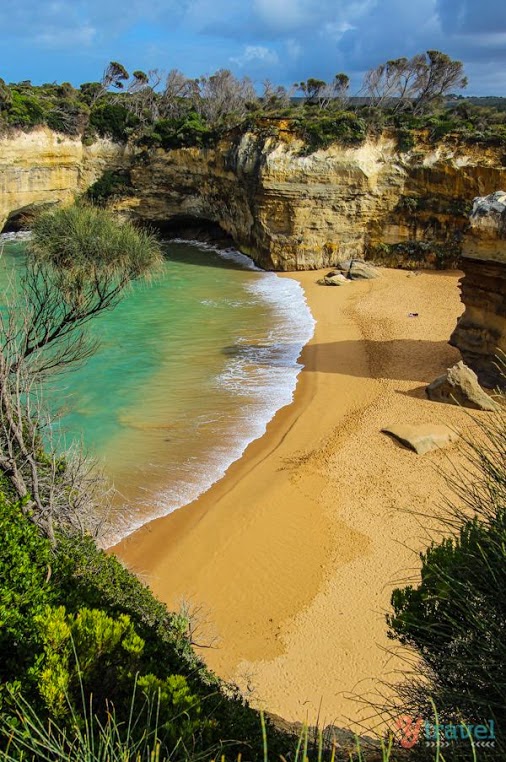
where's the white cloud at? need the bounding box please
[231,45,279,67]
[34,24,97,49]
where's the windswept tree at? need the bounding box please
[102,61,129,92]
[158,69,194,120]
[78,61,130,107]
[261,80,292,111]
[297,74,349,109]
[125,69,163,122]
[363,50,467,113]
[193,69,257,125]
[0,205,162,542]
[414,49,468,113]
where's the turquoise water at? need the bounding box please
[0,236,314,541]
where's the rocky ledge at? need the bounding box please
[450,191,506,388]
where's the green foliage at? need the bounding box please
[89,102,139,142]
[29,205,162,283]
[6,90,45,128]
[52,536,201,674]
[86,169,133,205]
[294,111,367,152]
[142,112,215,150]
[0,487,281,759]
[0,492,54,685]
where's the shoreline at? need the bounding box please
[114,266,480,732]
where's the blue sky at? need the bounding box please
[1,0,505,95]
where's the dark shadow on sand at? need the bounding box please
[222,338,457,384]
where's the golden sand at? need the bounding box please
[114,267,483,733]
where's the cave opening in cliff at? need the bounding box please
[1,204,52,234]
[148,215,235,248]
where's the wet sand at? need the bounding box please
[114,267,482,733]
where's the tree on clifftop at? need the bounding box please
[364,50,467,113]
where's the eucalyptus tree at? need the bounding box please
[363,50,467,113]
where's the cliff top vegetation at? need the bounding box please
[2,52,506,154]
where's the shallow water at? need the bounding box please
[0,237,314,541]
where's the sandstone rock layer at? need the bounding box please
[0,128,129,232]
[2,128,506,274]
[450,193,506,388]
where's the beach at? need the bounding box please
[114,266,481,732]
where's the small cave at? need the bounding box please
[1,203,55,234]
[2,210,31,234]
[147,215,236,248]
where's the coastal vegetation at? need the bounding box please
[0,208,504,760]
[0,205,286,760]
[2,51,506,154]
[1,50,505,757]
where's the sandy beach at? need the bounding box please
[114,266,483,733]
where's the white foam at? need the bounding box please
[105,243,315,547]
[0,231,32,242]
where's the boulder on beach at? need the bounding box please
[335,259,380,280]
[317,272,349,286]
[426,361,500,411]
[382,423,459,455]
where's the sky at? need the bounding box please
[1,0,505,95]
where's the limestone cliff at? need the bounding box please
[0,128,129,232]
[450,191,506,388]
[114,131,506,270]
[2,127,506,273]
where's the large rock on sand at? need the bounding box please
[382,424,459,455]
[426,361,500,411]
[335,259,380,280]
[317,273,349,286]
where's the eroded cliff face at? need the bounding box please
[113,131,506,270]
[450,192,506,388]
[2,127,506,273]
[0,128,129,232]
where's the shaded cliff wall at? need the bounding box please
[450,192,506,388]
[0,128,129,232]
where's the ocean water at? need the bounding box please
[0,236,314,542]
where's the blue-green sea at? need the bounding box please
[0,234,314,542]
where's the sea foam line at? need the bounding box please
[107,241,314,545]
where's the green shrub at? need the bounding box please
[295,111,367,153]
[0,493,54,687]
[6,90,45,128]
[45,99,89,135]
[140,112,215,150]
[86,169,133,205]
[89,102,139,142]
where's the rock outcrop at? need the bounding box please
[382,423,459,455]
[450,192,506,388]
[426,361,500,410]
[0,128,129,233]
